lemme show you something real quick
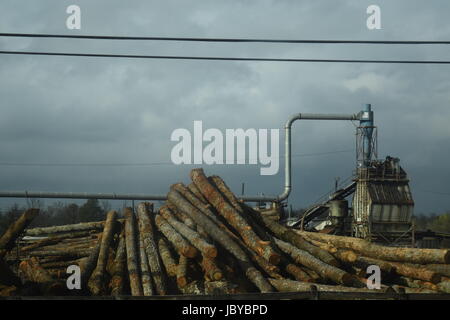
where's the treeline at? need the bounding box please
[414,212,450,233]
[0,199,112,235]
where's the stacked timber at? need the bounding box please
[1,168,450,297]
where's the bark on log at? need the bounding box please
[30,249,92,258]
[167,188,273,292]
[392,285,437,294]
[20,231,94,252]
[0,209,39,255]
[187,182,209,204]
[167,202,196,229]
[274,238,354,286]
[269,278,388,293]
[19,257,66,295]
[437,281,450,293]
[139,230,153,296]
[155,214,198,258]
[354,256,396,274]
[158,238,178,277]
[110,231,126,296]
[389,261,441,284]
[124,208,143,296]
[137,202,167,295]
[397,276,438,291]
[177,255,188,288]
[80,234,102,288]
[259,215,339,267]
[190,169,280,265]
[425,264,450,277]
[88,210,118,295]
[285,264,313,282]
[25,221,105,237]
[160,205,217,258]
[201,255,223,281]
[41,259,84,269]
[296,230,450,264]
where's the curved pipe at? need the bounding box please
[0,112,361,203]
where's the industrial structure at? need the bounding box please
[0,104,448,247]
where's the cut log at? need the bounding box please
[389,261,441,284]
[167,202,196,229]
[259,215,339,267]
[155,214,197,258]
[204,281,236,295]
[354,256,396,274]
[137,202,167,295]
[19,257,66,295]
[437,281,450,293]
[187,182,209,204]
[397,276,438,291]
[160,205,217,258]
[30,249,92,259]
[88,210,118,295]
[201,255,223,281]
[190,169,280,265]
[158,238,177,277]
[269,278,388,293]
[41,259,84,269]
[177,255,188,288]
[25,221,104,237]
[80,234,102,288]
[139,231,153,296]
[124,208,143,296]
[296,230,450,264]
[274,238,354,286]
[20,231,94,252]
[425,264,450,277]
[285,264,313,282]
[110,231,127,296]
[167,188,273,292]
[0,209,39,255]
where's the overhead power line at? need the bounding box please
[0,150,353,167]
[1,33,450,45]
[1,50,450,64]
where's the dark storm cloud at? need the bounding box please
[0,0,449,213]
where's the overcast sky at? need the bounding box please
[0,0,450,214]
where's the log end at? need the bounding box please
[182,247,198,259]
[268,253,281,266]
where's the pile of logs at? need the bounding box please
[1,168,450,297]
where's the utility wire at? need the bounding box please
[0,149,353,167]
[1,50,450,64]
[1,33,450,44]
